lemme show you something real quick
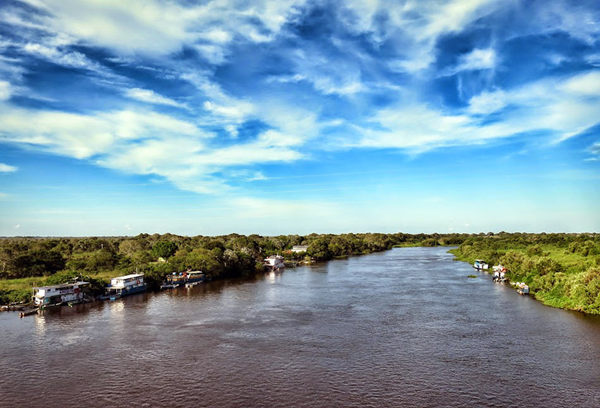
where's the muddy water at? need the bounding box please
[1,247,599,407]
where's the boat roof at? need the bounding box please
[112,273,144,280]
[33,281,89,290]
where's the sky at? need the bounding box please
[0,0,599,237]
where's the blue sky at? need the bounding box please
[0,0,599,236]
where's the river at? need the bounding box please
[1,247,599,407]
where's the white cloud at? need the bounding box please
[0,80,10,100]
[0,163,17,172]
[342,0,499,73]
[586,53,600,67]
[559,71,600,96]
[203,100,254,119]
[468,89,507,114]
[458,48,496,71]
[16,0,307,58]
[182,72,255,124]
[532,0,600,44]
[587,142,600,161]
[23,43,97,70]
[438,48,498,78]
[288,48,366,96]
[0,105,203,158]
[355,70,600,150]
[0,103,309,194]
[124,88,185,108]
[417,0,499,40]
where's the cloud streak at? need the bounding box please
[0,163,17,172]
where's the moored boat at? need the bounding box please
[186,270,205,283]
[19,308,39,318]
[32,281,90,308]
[492,265,507,282]
[473,259,489,271]
[102,274,146,299]
[161,270,205,289]
[515,282,530,295]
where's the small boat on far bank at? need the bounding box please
[473,260,489,271]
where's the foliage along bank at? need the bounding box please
[450,233,600,314]
[0,232,469,304]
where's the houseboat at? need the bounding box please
[102,273,146,299]
[184,270,205,287]
[161,270,205,289]
[493,265,507,282]
[161,273,186,289]
[32,281,90,308]
[265,255,285,271]
[473,260,489,271]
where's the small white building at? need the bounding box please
[32,281,89,307]
[291,245,309,253]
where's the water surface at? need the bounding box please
[1,247,599,407]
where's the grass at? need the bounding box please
[467,275,477,278]
[450,237,600,314]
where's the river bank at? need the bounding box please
[449,233,600,314]
[0,232,471,305]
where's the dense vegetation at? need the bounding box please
[0,232,469,304]
[4,232,598,314]
[450,233,600,314]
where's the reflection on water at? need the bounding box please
[1,247,599,408]
[33,313,45,336]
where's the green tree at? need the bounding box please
[151,241,178,260]
[308,237,332,261]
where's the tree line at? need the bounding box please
[0,232,471,284]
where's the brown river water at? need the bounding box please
[1,247,599,407]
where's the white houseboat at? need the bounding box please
[265,255,285,271]
[32,281,90,307]
[473,260,489,270]
[103,273,146,299]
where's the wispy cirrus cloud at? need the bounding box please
[440,48,498,77]
[0,163,17,172]
[124,88,186,109]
